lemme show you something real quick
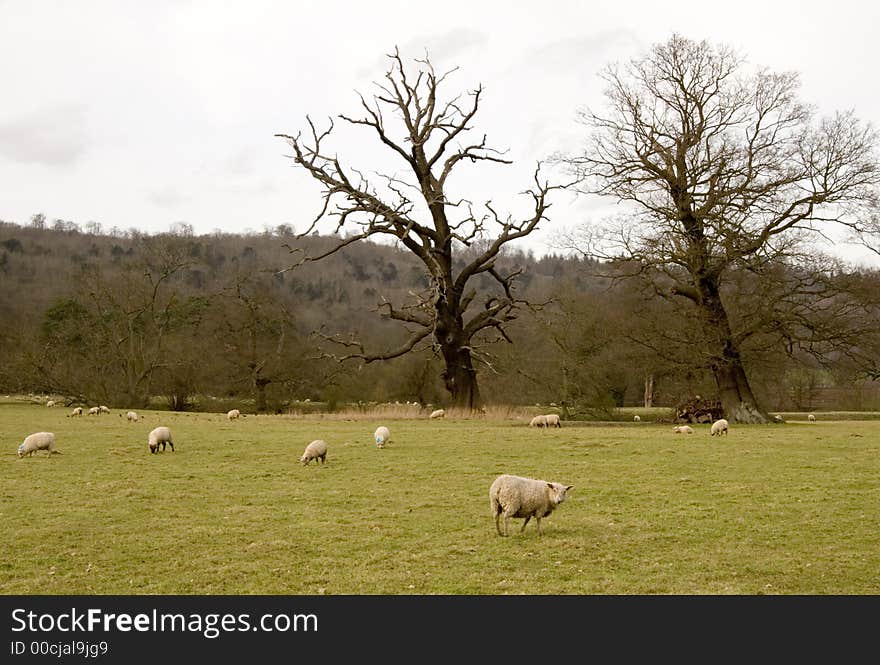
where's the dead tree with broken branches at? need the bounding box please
[276,50,566,410]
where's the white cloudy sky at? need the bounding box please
[1,0,878,263]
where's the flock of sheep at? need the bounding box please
[14,401,821,537]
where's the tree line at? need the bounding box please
[1,218,878,415]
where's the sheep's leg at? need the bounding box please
[520,516,531,532]
[503,515,512,537]
[494,513,504,537]
[169,441,174,452]
[536,517,543,536]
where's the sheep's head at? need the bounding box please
[547,482,573,506]
[149,442,158,454]
[299,455,309,465]
[17,443,25,458]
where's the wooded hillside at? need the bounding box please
[2,220,878,414]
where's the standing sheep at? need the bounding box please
[543,414,562,428]
[69,407,83,417]
[46,400,56,408]
[125,411,139,422]
[633,415,641,422]
[710,419,729,436]
[808,414,816,422]
[529,415,548,428]
[489,474,573,536]
[87,407,100,416]
[227,409,241,420]
[18,432,57,457]
[429,409,445,419]
[673,425,694,434]
[148,426,174,454]
[99,405,110,414]
[374,426,391,448]
[300,439,328,465]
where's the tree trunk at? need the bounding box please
[435,300,483,411]
[254,376,270,413]
[699,283,768,424]
[644,373,654,408]
[713,356,767,423]
[440,344,481,410]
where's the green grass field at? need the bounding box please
[2,403,878,594]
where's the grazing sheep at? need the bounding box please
[710,418,729,436]
[544,414,562,428]
[125,411,139,422]
[99,405,110,414]
[18,432,57,458]
[673,425,694,434]
[489,474,573,536]
[227,409,241,420]
[87,407,100,416]
[374,426,391,448]
[529,414,548,428]
[429,409,445,419]
[46,400,56,408]
[300,439,328,465]
[148,426,174,454]
[808,414,816,422]
[772,414,784,423]
[633,415,640,422]
[69,407,83,417]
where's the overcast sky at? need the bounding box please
[1,0,878,263]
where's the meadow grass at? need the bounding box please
[1,403,878,594]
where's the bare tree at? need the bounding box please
[564,35,880,422]
[276,50,566,410]
[216,273,305,413]
[33,237,200,405]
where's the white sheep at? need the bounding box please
[544,414,562,428]
[46,400,56,408]
[710,418,729,436]
[69,407,83,417]
[772,414,784,423]
[374,426,391,448]
[489,474,573,536]
[227,409,241,420]
[18,432,57,457]
[300,439,328,465]
[808,414,816,422]
[148,426,174,454]
[125,411,139,422]
[633,415,641,422]
[429,409,445,419]
[99,405,110,414]
[87,406,100,416]
[529,414,548,428]
[673,425,694,434]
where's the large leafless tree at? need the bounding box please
[276,50,565,410]
[565,35,880,423]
